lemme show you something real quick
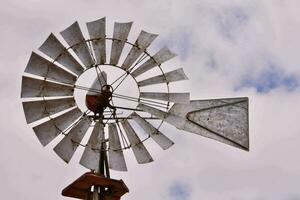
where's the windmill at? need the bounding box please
[21,17,249,200]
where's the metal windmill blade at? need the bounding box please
[20,17,249,200]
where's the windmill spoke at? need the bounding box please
[74,85,168,110]
[112,106,143,112]
[111,72,127,86]
[96,66,107,85]
[113,93,168,106]
[104,116,159,120]
[74,85,101,93]
[112,73,130,93]
[112,92,169,110]
[112,95,168,109]
[95,66,103,88]
[111,52,148,92]
[128,52,148,72]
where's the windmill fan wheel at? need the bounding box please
[21,17,190,171]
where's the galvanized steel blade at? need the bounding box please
[87,17,106,65]
[25,52,77,85]
[38,33,84,76]
[54,116,92,163]
[140,92,190,103]
[108,124,127,171]
[87,71,107,95]
[21,76,74,98]
[60,21,94,68]
[80,122,105,170]
[110,22,133,65]
[131,47,177,78]
[121,120,153,164]
[32,107,82,146]
[130,112,174,150]
[121,30,158,70]
[137,68,188,87]
[22,97,76,124]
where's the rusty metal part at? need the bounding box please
[86,84,113,114]
[62,172,129,200]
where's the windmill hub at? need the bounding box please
[73,65,139,119]
[85,84,113,114]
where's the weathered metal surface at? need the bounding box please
[108,124,127,171]
[21,76,74,98]
[138,97,249,150]
[186,98,249,149]
[22,97,76,124]
[60,21,94,68]
[62,172,129,200]
[121,120,153,164]
[110,22,133,66]
[87,71,107,95]
[38,33,84,75]
[140,92,190,103]
[25,52,77,85]
[131,112,174,150]
[33,107,82,146]
[121,30,158,70]
[131,47,177,78]
[86,17,106,65]
[137,68,188,87]
[137,103,167,119]
[93,189,99,200]
[54,117,92,163]
[80,122,105,170]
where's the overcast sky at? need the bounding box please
[1,0,300,200]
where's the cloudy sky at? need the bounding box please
[1,0,300,199]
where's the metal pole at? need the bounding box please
[91,115,106,200]
[99,144,105,200]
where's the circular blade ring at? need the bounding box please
[21,18,189,162]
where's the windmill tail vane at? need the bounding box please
[20,17,249,200]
